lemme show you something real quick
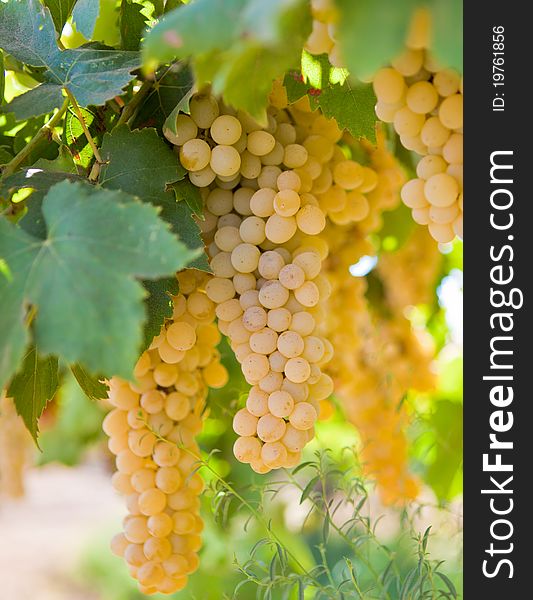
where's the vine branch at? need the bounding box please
[1,98,69,179]
[115,79,153,128]
[64,89,103,182]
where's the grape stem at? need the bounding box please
[0,98,70,179]
[115,79,153,128]
[64,89,104,182]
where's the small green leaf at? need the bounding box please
[7,345,59,443]
[64,106,99,169]
[171,201,209,272]
[300,475,319,503]
[43,0,77,33]
[120,0,149,51]
[171,178,203,219]
[134,63,194,132]
[71,363,108,401]
[142,277,179,348]
[284,52,377,142]
[0,180,198,388]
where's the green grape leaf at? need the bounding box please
[70,363,107,401]
[0,168,84,238]
[0,0,140,119]
[43,0,77,33]
[63,105,100,169]
[120,0,149,51]
[336,0,420,79]
[72,0,100,39]
[4,84,64,121]
[170,177,203,219]
[143,0,311,118]
[33,145,78,174]
[284,53,377,143]
[7,345,59,443]
[171,200,209,272]
[143,0,247,68]
[135,63,194,132]
[99,125,185,201]
[142,277,179,348]
[0,180,199,390]
[430,0,463,73]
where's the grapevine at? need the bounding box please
[0,1,463,598]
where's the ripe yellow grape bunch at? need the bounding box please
[377,225,443,313]
[164,89,384,473]
[0,394,33,498]
[102,269,228,595]
[304,0,343,67]
[373,9,463,244]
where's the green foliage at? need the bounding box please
[71,0,100,39]
[284,51,377,143]
[7,345,59,443]
[0,180,198,390]
[133,63,194,132]
[43,0,77,33]
[119,0,149,51]
[430,0,463,72]
[336,0,421,79]
[70,363,107,401]
[0,0,140,119]
[144,0,311,118]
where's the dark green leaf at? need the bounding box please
[170,178,203,219]
[99,125,185,202]
[0,0,140,119]
[142,277,179,348]
[284,52,377,142]
[170,201,209,271]
[0,180,198,388]
[299,475,319,503]
[120,0,148,51]
[72,0,100,39]
[4,84,63,121]
[7,345,59,443]
[70,363,107,401]
[134,63,194,132]
[435,572,457,597]
[99,124,208,269]
[0,169,84,238]
[43,0,77,33]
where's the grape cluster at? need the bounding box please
[377,225,442,313]
[304,0,343,67]
[166,90,365,472]
[0,394,33,498]
[373,9,463,243]
[317,140,434,503]
[103,270,228,595]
